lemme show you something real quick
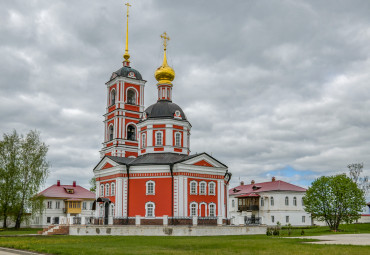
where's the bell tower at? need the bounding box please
[100,2,146,158]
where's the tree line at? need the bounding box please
[0,130,49,228]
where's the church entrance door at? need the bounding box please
[104,202,109,225]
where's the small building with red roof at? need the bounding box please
[229,177,311,226]
[31,180,95,228]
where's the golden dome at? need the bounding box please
[155,32,175,84]
[155,50,175,84]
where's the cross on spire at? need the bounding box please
[160,32,170,51]
[123,2,132,65]
[125,2,131,17]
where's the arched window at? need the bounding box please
[156,132,162,146]
[261,197,264,206]
[175,132,181,147]
[105,184,110,196]
[127,125,136,141]
[209,182,215,195]
[270,197,274,206]
[190,181,197,194]
[209,203,216,217]
[146,181,155,195]
[100,184,104,196]
[141,133,146,148]
[199,182,206,195]
[293,197,297,206]
[110,89,116,105]
[145,202,155,217]
[190,203,197,216]
[109,125,114,141]
[111,183,115,196]
[285,196,289,206]
[302,197,305,206]
[127,89,136,104]
[111,204,115,216]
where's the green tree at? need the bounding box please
[0,130,49,229]
[303,174,366,231]
[0,131,21,228]
[89,177,96,192]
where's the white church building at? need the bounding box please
[229,177,311,226]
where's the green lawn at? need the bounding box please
[0,224,369,255]
[0,228,42,236]
[278,223,370,236]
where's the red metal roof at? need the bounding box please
[229,180,306,196]
[38,184,95,199]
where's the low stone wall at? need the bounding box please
[69,225,266,236]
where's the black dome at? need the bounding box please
[144,100,187,121]
[110,66,143,80]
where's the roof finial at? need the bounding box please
[155,32,175,84]
[123,2,131,66]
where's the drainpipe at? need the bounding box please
[127,165,130,219]
[170,163,174,223]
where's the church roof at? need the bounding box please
[229,180,306,195]
[110,66,143,81]
[105,152,227,168]
[144,100,188,121]
[37,183,95,200]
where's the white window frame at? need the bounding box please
[190,202,198,216]
[302,215,306,223]
[82,202,87,210]
[286,216,289,223]
[293,197,297,206]
[285,196,289,206]
[146,180,155,195]
[111,183,115,196]
[175,132,181,147]
[145,202,155,217]
[208,182,216,195]
[270,196,274,206]
[190,181,197,195]
[105,184,110,196]
[126,87,138,105]
[261,197,264,206]
[100,184,104,196]
[199,181,207,195]
[155,131,163,146]
[55,201,60,209]
[47,201,52,209]
[141,133,146,148]
[271,215,275,223]
[108,124,114,141]
[209,203,216,217]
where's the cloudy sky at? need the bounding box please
[1,0,370,192]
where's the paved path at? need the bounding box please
[0,247,44,255]
[292,233,370,245]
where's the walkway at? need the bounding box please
[0,247,44,255]
[293,233,370,245]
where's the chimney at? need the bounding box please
[73,181,76,187]
[272,176,276,182]
[240,181,244,186]
[57,180,60,186]
[251,180,255,184]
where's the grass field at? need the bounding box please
[0,224,369,255]
[0,228,42,236]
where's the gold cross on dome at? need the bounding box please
[125,2,131,17]
[160,32,170,50]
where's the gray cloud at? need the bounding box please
[1,0,370,191]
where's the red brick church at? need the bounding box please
[93,5,231,223]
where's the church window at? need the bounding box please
[286,216,289,223]
[175,132,181,147]
[293,197,297,206]
[127,89,136,104]
[261,198,264,206]
[190,203,197,216]
[199,182,206,195]
[285,196,289,206]
[270,197,274,206]
[145,202,155,217]
[105,184,110,196]
[127,125,136,141]
[110,89,116,105]
[111,183,115,196]
[109,125,114,141]
[100,184,104,196]
[156,132,163,146]
[146,181,155,195]
[142,133,146,148]
[190,181,197,194]
[209,203,215,217]
[209,182,215,195]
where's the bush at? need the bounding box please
[301,230,305,235]
[266,228,273,236]
[273,228,280,236]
